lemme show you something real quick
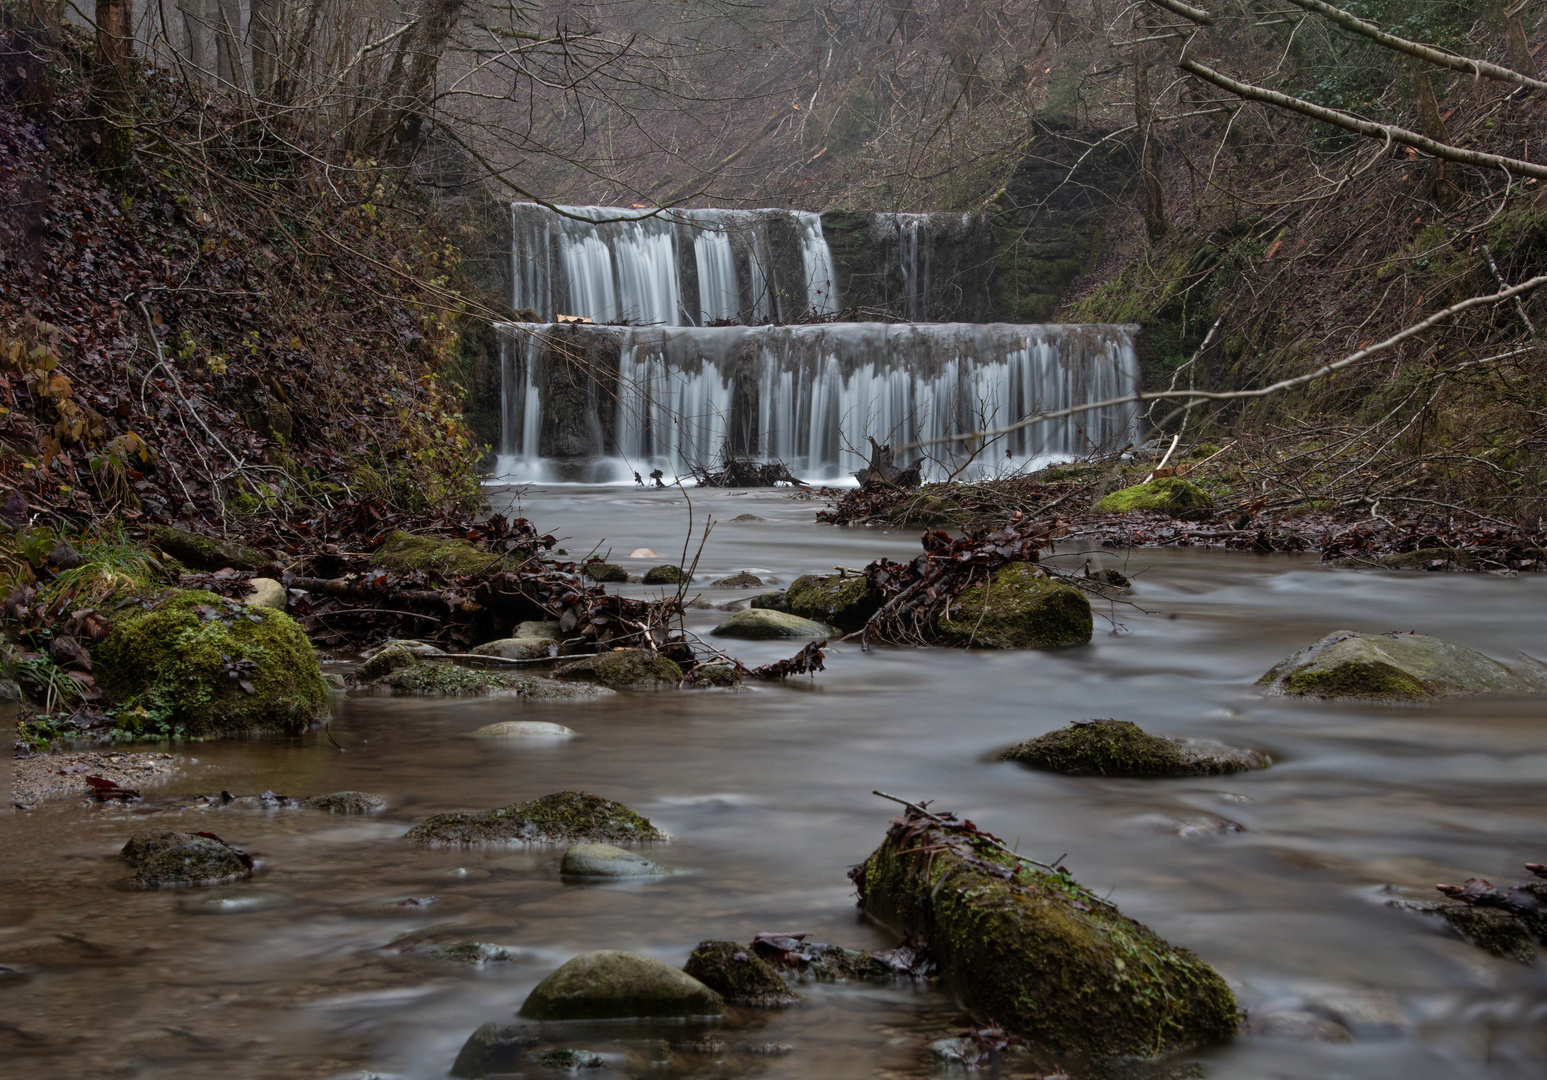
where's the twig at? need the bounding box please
[872,790,1058,872]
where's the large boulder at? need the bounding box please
[682,940,798,1005]
[518,950,724,1020]
[787,573,882,632]
[405,791,665,846]
[853,808,1238,1057]
[710,608,831,640]
[1003,720,1268,777]
[1258,630,1547,700]
[373,531,504,576]
[935,562,1092,649]
[553,648,682,689]
[1094,477,1214,517]
[95,589,329,736]
[121,830,253,888]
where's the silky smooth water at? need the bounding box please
[4,486,1547,1078]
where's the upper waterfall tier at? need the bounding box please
[493,322,1139,484]
[510,203,839,326]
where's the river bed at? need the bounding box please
[4,485,1547,1078]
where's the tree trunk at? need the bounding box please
[1411,67,1452,197]
[1135,49,1167,242]
[93,0,134,177]
[1486,0,1540,77]
[250,0,278,99]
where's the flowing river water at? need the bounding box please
[4,485,1547,1079]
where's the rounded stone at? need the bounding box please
[710,608,832,640]
[560,843,669,877]
[711,570,764,588]
[518,950,723,1020]
[471,721,577,740]
[302,791,387,813]
[584,562,629,583]
[642,564,689,585]
[244,577,287,609]
[472,638,559,661]
[514,621,562,640]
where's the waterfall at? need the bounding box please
[510,203,838,325]
[494,322,1140,484]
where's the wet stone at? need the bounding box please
[584,561,629,583]
[301,791,387,814]
[471,637,558,660]
[518,950,724,1020]
[405,791,666,847]
[470,721,577,739]
[1253,1011,1356,1042]
[561,843,670,877]
[1003,719,1269,777]
[711,570,764,588]
[514,620,562,639]
[683,940,798,1005]
[553,649,682,689]
[1258,630,1547,700]
[121,830,253,889]
[642,564,689,585]
[709,608,831,640]
[450,1022,539,1078]
[528,1048,605,1069]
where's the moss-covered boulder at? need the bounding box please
[405,790,666,846]
[1004,720,1269,777]
[854,810,1239,1057]
[683,941,798,1005]
[95,589,329,736]
[1095,477,1214,517]
[642,564,688,585]
[121,829,253,888]
[373,531,503,576]
[1257,630,1547,700]
[936,562,1092,649]
[553,648,683,689]
[148,525,267,571]
[518,950,724,1020]
[583,561,629,583]
[357,643,419,681]
[710,608,831,640]
[787,573,881,632]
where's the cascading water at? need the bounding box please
[510,203,838,325]
[494,322,1139,484]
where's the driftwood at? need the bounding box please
[689,453,807,488]
[854,437,922,488]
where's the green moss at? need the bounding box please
[358,644,417,681]
[786,573,881,632]
[95,589,329,736]
[641,564,687,585]
[1377,548,1477,571]
[121,830,252,888]
[554,648,682,689]
[683,941,798,1005]
[1282,661,1428,701]
[1006,720,1183,776]
[584,561,629,583]
[405,790,666,846]
[1094,478,1215,516]
[857,821,1239,1057]
[148,525,267,571]
[373,530,502,576]
[937,562,1092,649]
[381,662,528,696]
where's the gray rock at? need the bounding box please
[729,513,765,522]
[642,564,689,585]
[405,791,666,846]
[930,1036,991,1065]
[1253,1011,1355,1042]
[376,638,446,657]
[560,843,669,878]
[357,644,419,681]
[471,638,558,660]
[710,608,832,640]
[553,649,683,689]
[583,562,628,583]
[410,942,515,965]
[302,791,387,814]
[1003,719,1269,777]
[243,577,287,609]
[0,677,22,703]
[748,590,790,612]
[514,621,562,639]
[682,940,798,1005]
[321,672,347,691]
[470,721,577,739]
[121,830,253,889]
[1258,630,1547,700]
[711,571,764,588]
[528,1048,604,1069]
[518,950,724,1020]
[451,1022,538,1078]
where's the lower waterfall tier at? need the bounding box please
[493,322,1140,484]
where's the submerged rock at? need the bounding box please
[451,1022,539,1078]
[1389,872,1547,964]
[561,843,670,877]
[711,570,764,588]
[853,808,1238,1057]
[642,564,689,585]
[936,562,1092,649]
[529,1048,604,1069]
[121,830,253,889]
[471,638,558,661]
[1003,720,1268,777]
[302,791,387,813]
[710,608,831,640]
[470,721,577,739]
[405,791,666,846]
[374,531,505,576]
[787,573,881,632]
[409,941,517,965]
[1258,630,1547,700]
[553,648,683,689]
[1094,477,1214,517]
[95,589,329,736]
[518,950,724,1020]
[686,662,743,688]
[584,561,629,583]
[682,940,798,1005]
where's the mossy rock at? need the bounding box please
[470,638,558,661]
[518,950,723,1020]
[553,648,682,689]
[1094,478,1215,517]
[855,817,1239,1057]
[1003,720,1268,777]
[301,791,386,814]
[95,589,329,736]
[749,590,791,613]
[377,661,528,696]
[642,564,688,585]
[786,573,881,632]
[148,525,267,572]
[405,790,665,846]
[584,561,629,583]
[688,662,743,688]
[1391,899,1539,964]
[1258,630,1547,701]
[936,563,1092,649]
[683,941,798,1005]
[710,608,831,640]
[358,643,418,681]
[373,530,503,576]
[1376,548,1478,571]
[121,830,252,889]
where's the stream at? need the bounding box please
[4,485,1547,1078]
